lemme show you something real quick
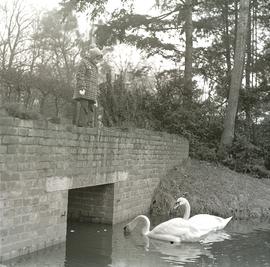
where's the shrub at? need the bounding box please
[221,135,264,174]
[3,103,42,120]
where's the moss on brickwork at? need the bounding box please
[2,103,42,120]
[150,159,270,219]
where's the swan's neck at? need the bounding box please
[129,215,150,235]
[183,201,191,219]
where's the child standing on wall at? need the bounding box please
[73,47,103,127]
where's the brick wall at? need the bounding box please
[0,112,189,261]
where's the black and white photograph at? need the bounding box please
[0,0,270,266]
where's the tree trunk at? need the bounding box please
[223,0,232,94]
[233,0,239,54]
[244,4,253,141]
[183,0,193,105]
[245,4,252,90]
[220,0,250,151]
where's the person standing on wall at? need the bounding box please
[73,47,103,127]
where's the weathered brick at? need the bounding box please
[0,117,18,126]
[2,136,20,144]
[18,120,33,128]
[0,127,18,135]
[18,128,29,136]
[0,145,7,154]
[1,171,20,181]
[7,145,17,154]
[20,170,39,179]
[21,215,30,223]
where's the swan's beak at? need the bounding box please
[173,202,180,210]
[123,225,131,235]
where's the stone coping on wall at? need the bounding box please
[0,115,187,143]
[45,171,129,192]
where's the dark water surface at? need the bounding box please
[4,216,270,267]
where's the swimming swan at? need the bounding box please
[174,197,232,232]
[123,215,212,243]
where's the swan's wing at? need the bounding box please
[151,218,191,235]
[150,218,211,242]
[189,215,232,231]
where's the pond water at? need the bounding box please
[4,216,270,267]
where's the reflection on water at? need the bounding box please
[3,217,270,267]
[66,223,112,267]
[2,243,66,267]
[149,239,213,265]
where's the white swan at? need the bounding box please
[123,215,212,243]
[174,197,232,232]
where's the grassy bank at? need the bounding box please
[150,159,270,219]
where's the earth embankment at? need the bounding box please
[150,159,270,219]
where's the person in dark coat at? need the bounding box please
[73,47,103,127]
